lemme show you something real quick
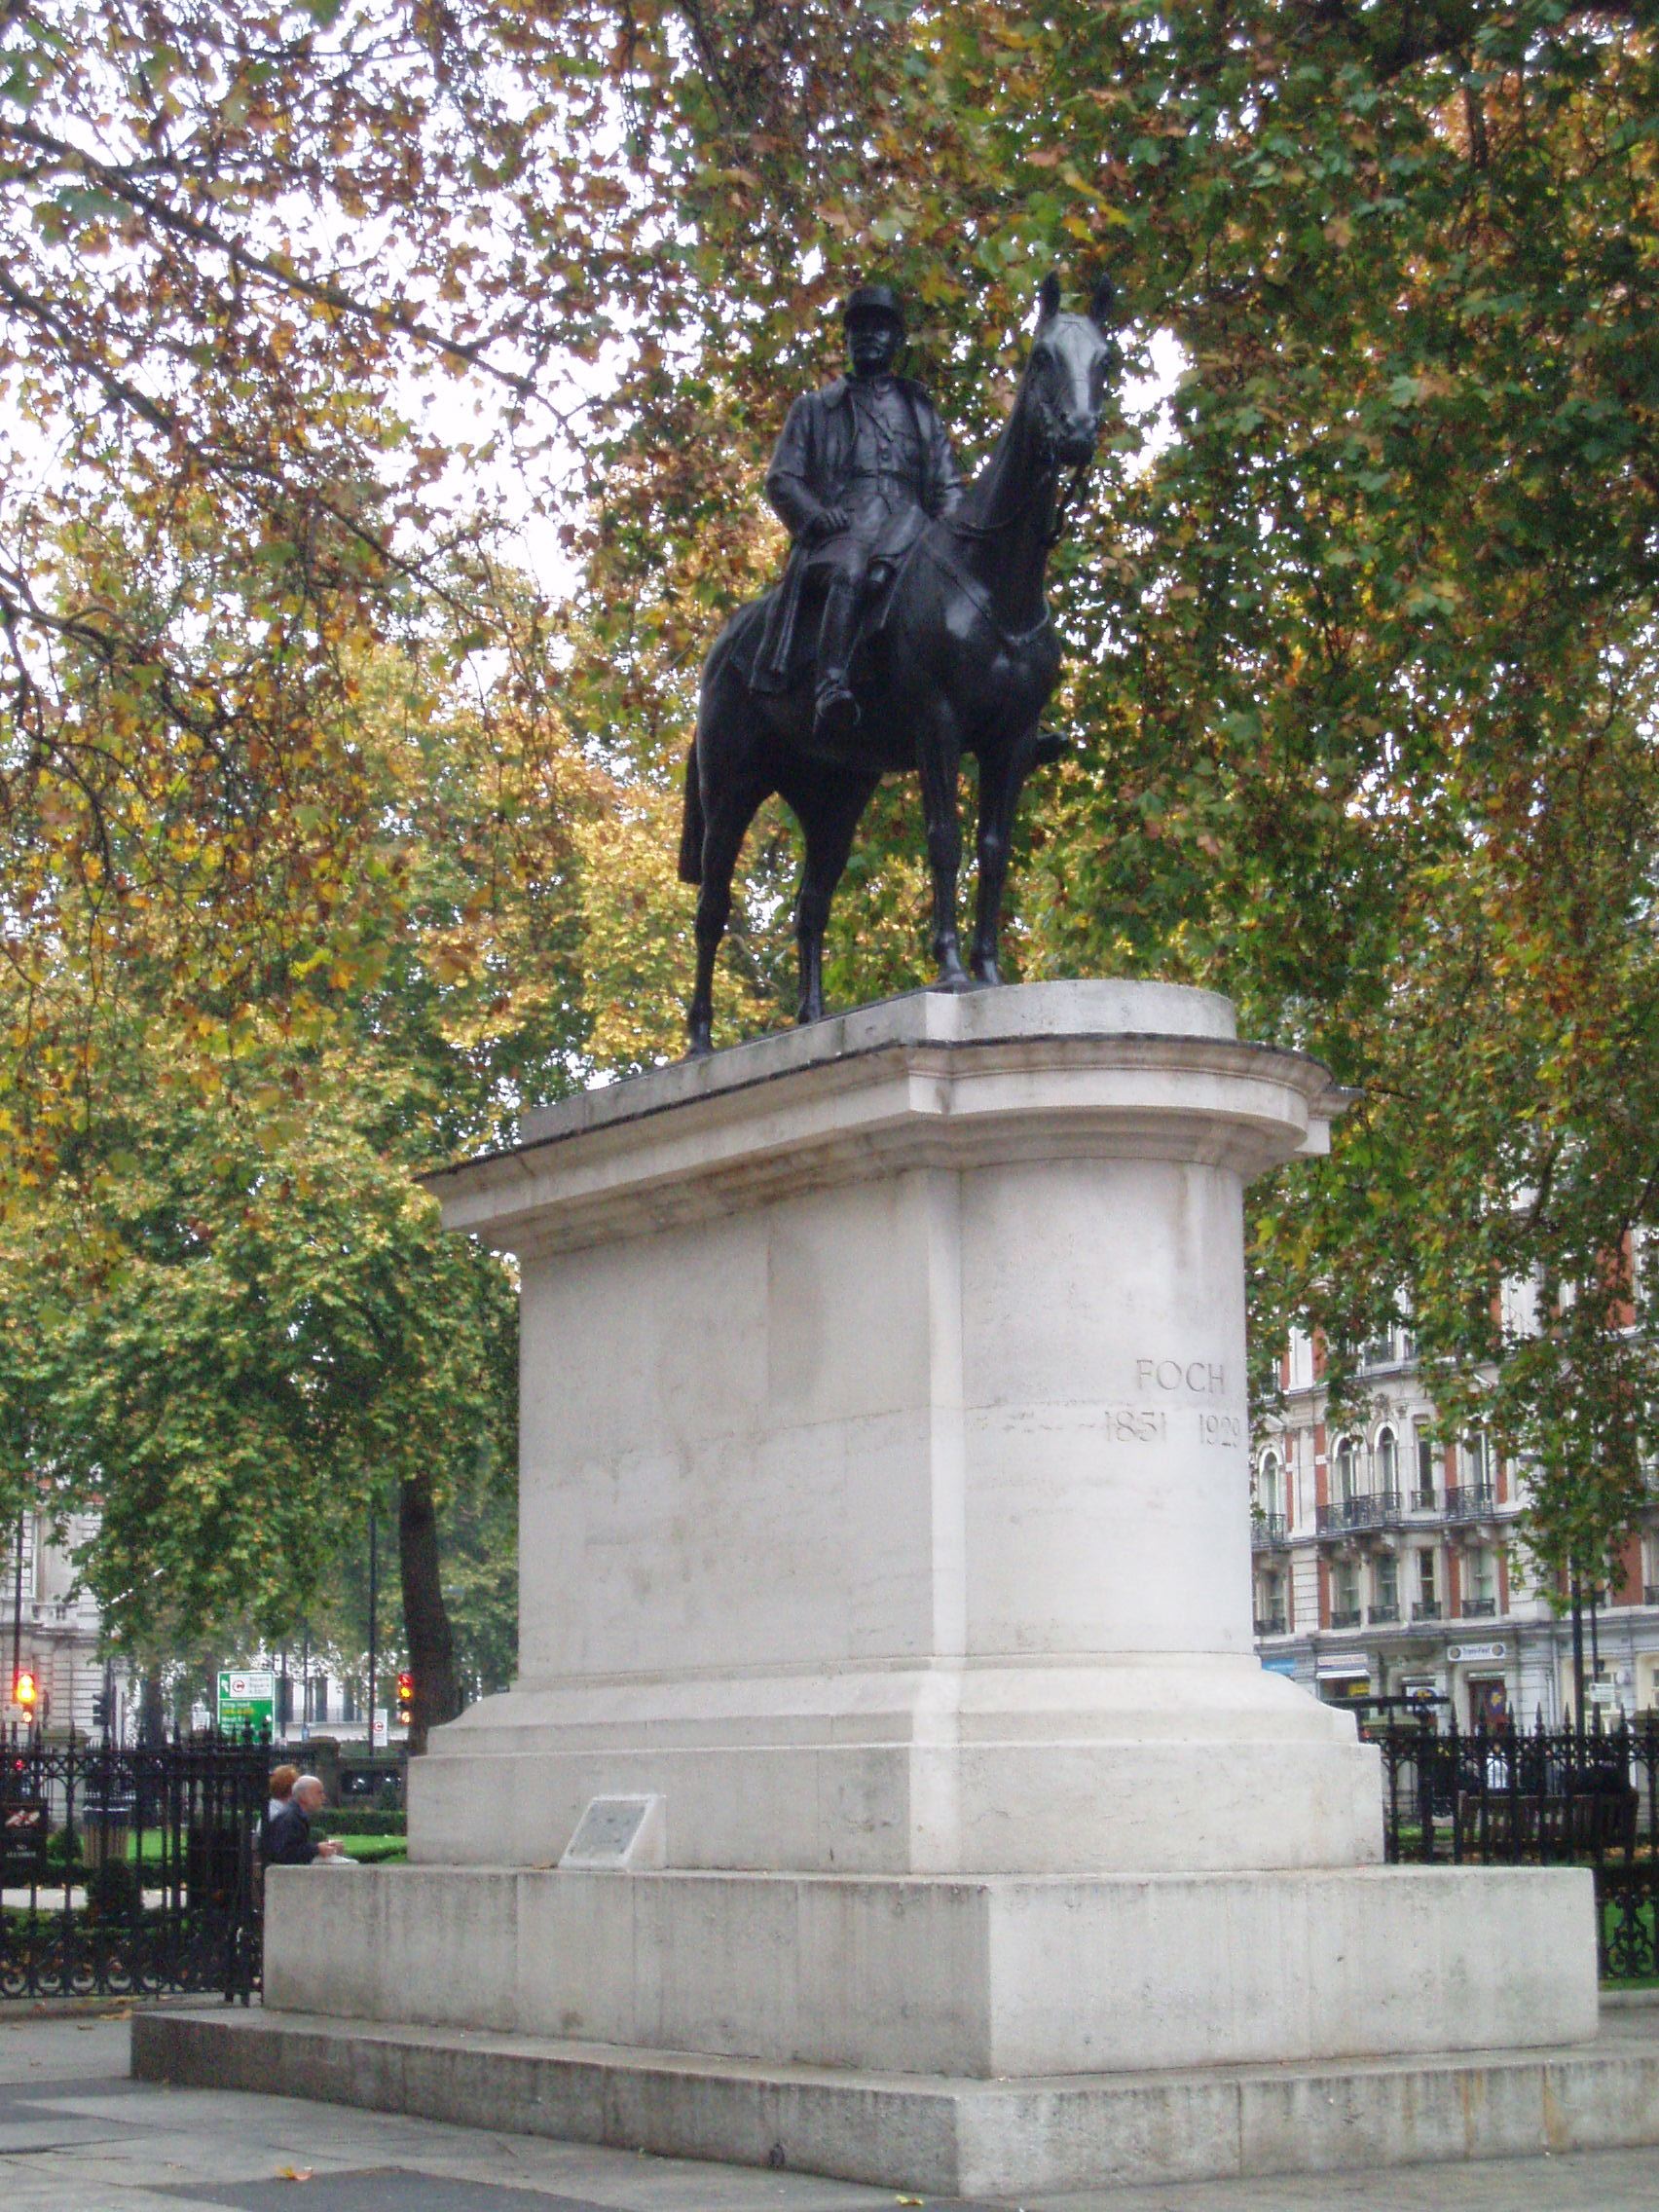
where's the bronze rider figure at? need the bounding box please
[753,284,964,743]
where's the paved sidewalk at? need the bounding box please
[1,2009,1657,2212]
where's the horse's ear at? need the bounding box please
[1088,272,1117,333]
[1037,272,1061,327]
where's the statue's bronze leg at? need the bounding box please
[916,714,970,990]
[792,770,879,1025]
[813,576,863,742]
[687,776,770,1056]
[971,725,1040,985]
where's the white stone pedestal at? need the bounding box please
[414,980,1381,1879]
[225,982,1605,2191]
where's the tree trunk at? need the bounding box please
[138,1668,166,1745]
[398,1468,461,1756]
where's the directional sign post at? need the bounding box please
[216,1668,275,1737]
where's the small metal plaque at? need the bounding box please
[560,1793,664,1869]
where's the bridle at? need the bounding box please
[947,340,1103,552]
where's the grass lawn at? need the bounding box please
[331,1835,406,1863]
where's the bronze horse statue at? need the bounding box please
[679,275,1120,1055]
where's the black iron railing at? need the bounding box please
[1329,1604,1362,1629]
[1461,1597,1498,1618]
[1375,1712,1659,1981]
[1444,1484,1497,1523]
[1315,1490,1403,1535]
[1254,1609,1288,1636]
[1412,1600,1443,1621]
[1369,1603,1401,1624]
[1250,1513,1289,1550]
[1,1727,267,2003]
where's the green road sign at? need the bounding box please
[217,1667,275,1736]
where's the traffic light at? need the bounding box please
[91,1691,112,1728]
[395,1671,414,1727]
[13,1668,38,1714]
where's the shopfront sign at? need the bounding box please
[1446,1641,1506,1665]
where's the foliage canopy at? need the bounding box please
[2,2,1655,1652]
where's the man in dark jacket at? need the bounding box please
[756,284,964,739]
[263,1773,343,1865]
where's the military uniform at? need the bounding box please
[754,288,963,723]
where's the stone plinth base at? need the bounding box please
[416,980,1382,1882]
[262,1862,1596,2079]
[132,2003,1659,2196]
[410,1656,1382,1877]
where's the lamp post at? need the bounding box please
[10,1511,21,1716]
[366,1506,378,1751]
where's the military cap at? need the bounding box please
[841,283,905,331]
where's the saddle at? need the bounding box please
[746,509,925,696]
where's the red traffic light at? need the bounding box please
[395,1671,414,1721]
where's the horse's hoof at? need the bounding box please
[686,1028,714,1059]
[795,1003,826,1027]
[930,968,974,996]
[971,962,1002,988]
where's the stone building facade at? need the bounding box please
[1252,1326,1659,1726]
[3,1507,126,1736]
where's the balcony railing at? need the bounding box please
[1445,1484,1497,1523]
[1410,1489,1438,1513]
[1329,1605,1363,1629]
[1315,1490,1403,1536]
[1369,1603,1401,1625]
[1251,1513,1289,1550]
[1254,1610,1288,1637]
[1412,1600,1443,1622]
[1461,1597,1498,1619]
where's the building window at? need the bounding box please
[1335,1435,1359,1503]
[1376,1426,1398,1499]
[1333,1560,1360,1627]
[1256,1570,1287,1636]
[1465,1430,1493,1495]
[1258,1451,1282,1522]
[1413,1421,1436,1508]
[1465,1547,1497,1617]
[1373,1554,1399,1621]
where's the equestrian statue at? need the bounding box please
[679,273,1120,1055]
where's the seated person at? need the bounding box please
[263,1773,345,1864]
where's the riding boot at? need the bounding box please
[814,578,862,743]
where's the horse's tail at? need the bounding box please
[677,740,704,886]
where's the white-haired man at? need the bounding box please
[263,1773,344,1865]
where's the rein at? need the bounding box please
[915,533,1056,653]
[949,437,1094,552]
[1044,457,1093,549]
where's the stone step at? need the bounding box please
[131,2004,1659,2198]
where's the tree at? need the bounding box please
[0,550,709,1741]
[7,4,1655,1657]
[541,4,1659,1567]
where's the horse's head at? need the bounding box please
[1024,272,1121,469]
